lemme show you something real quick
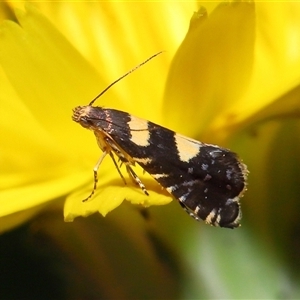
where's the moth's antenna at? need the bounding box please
[89,51,163,106]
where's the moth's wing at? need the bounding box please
[144,133,247,228]
[105,117,247,228]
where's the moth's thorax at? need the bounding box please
[93,130,108,152]
[72,106,134,164]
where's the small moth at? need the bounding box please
[72,52,248,229]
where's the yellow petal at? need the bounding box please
[210,3,300,142]
[164,2,255,139]
[0,5,102,227]
[65,160,172,222]
[8,2,196,122]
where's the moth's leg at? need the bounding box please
[104,137,128,185]
[82,151,108,202]
[125,164,149,196]
[109,151,126,185]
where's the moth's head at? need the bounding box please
[72,105,94,129]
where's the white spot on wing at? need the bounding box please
[216,214,221,225]
[226,169,233,180]
[205,209,217,225]
[152,173,168,179]
[204,174,212,181]
[225,196,239,205]
[174,134,202,162]
[194,206,200,214]
[188,167,194,173]
[128,115,150,146]
[133,157,152,165]
[201,164,208,170]
[179,193,189,202]
[166,185,178,193]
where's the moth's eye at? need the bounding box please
[78,116,94,128]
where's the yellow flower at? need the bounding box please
[1,2,300,298]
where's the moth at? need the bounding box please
[72,52,248,228]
